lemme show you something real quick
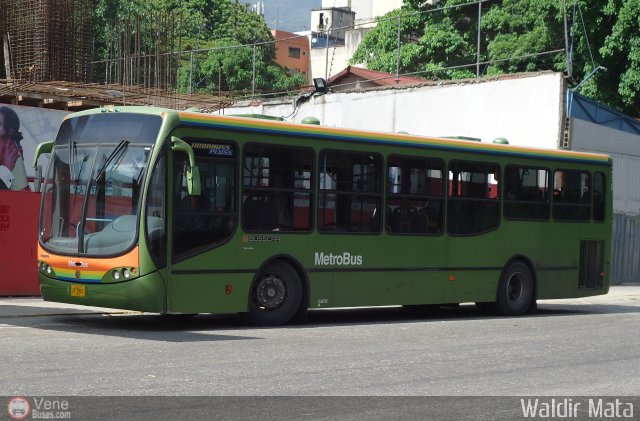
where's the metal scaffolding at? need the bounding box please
[1,0,92,82]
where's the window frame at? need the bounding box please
[446,159,501,236]
[171,137,239,262]
[552,169,591,222]
[503,164,551,221]
[592,171,606,223]
[242,142,315,233]
[317,149,383,235]
[385,154,445,236]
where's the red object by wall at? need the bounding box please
[0,190,41,295]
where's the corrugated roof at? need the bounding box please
[328,66,426,87]
[0,80,232,112]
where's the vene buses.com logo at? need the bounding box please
[7,396,30,420]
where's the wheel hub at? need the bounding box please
[255,275,286,310]
[507,272,523,302]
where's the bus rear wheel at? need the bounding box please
[245,261,302,326]
[496,260,535,316]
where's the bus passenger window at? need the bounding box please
[553,170,590,222]
[243,144,313,232]
[318,151,382,233]
[386,155,444,235]
[504,165,549,220]
[447,161,500,235]
[173,139,237,260]
[145,153,166,268]
[593,172,606,222]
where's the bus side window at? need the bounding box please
[553,170,590,222]
[243,144,313,232]
[447,161,500,235]
[386,155,444,235]
[173,139,238,259]
[593,172,606,222]
[504,165,549,220]
[145,153,166,268]
[318,150,382,233]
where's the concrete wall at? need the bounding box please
[222,72,565,149]
[571,118,640,217]
[570,117,640,283]
[310,27,369,79]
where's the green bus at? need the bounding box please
[35,106,612,325]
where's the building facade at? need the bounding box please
[272,30,311,81]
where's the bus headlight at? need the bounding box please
[109,267,138,282]
[38,261,56,277]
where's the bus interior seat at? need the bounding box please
[410,212,428,233]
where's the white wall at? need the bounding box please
[571,117,640,216]
[310,27,370,79]
[222,72,565,149]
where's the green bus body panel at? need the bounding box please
[38,107,612,315]
[39,271,166,313]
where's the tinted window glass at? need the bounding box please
[55,114,161,145]
[173,140,237,259]
[243,144,313,232]
[504,165,549,220]
[593,172,605,222]
[145,152,166,268]
[386,155,444,234]
[318,151,382,233]
[553,170,590,221]
[447,161,500,235]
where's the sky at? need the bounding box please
[243,0,322,32]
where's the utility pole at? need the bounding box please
[563,0,571,78]
[324,24,331,80]
[396,14,401,83]
[476,2,482,78]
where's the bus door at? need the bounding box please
[167,139,239,314]
[445,161,501,303]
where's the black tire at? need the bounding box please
[403,304,441,315]
[475,301,496,315]
[496,260,535,316]
[245,261,302,326]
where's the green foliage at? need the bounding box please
[178,40,306,93]
[93,0,305,96]
[352,0,640,115]
[351,4,476,79]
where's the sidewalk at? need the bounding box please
[0,297,132,318]
[1,284,638,318]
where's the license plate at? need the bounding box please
[70,284,86,297]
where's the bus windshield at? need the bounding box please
[39,113,161,256]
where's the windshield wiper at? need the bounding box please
[69,140,77,180]
[95,140,130,183]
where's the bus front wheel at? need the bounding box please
[496,261,535,316]
[245,261,302,326]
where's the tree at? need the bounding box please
[351,1,479,79]
[92,0,306,95]
[351,0,640,116]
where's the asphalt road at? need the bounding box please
[1,287,639,420]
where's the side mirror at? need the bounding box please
[34,165,42,193]
[33,141,54,170]
[171,137,201,196]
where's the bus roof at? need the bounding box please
[66,106,611,166]
[177,111,610,166]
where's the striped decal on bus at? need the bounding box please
[178,112,610,166]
